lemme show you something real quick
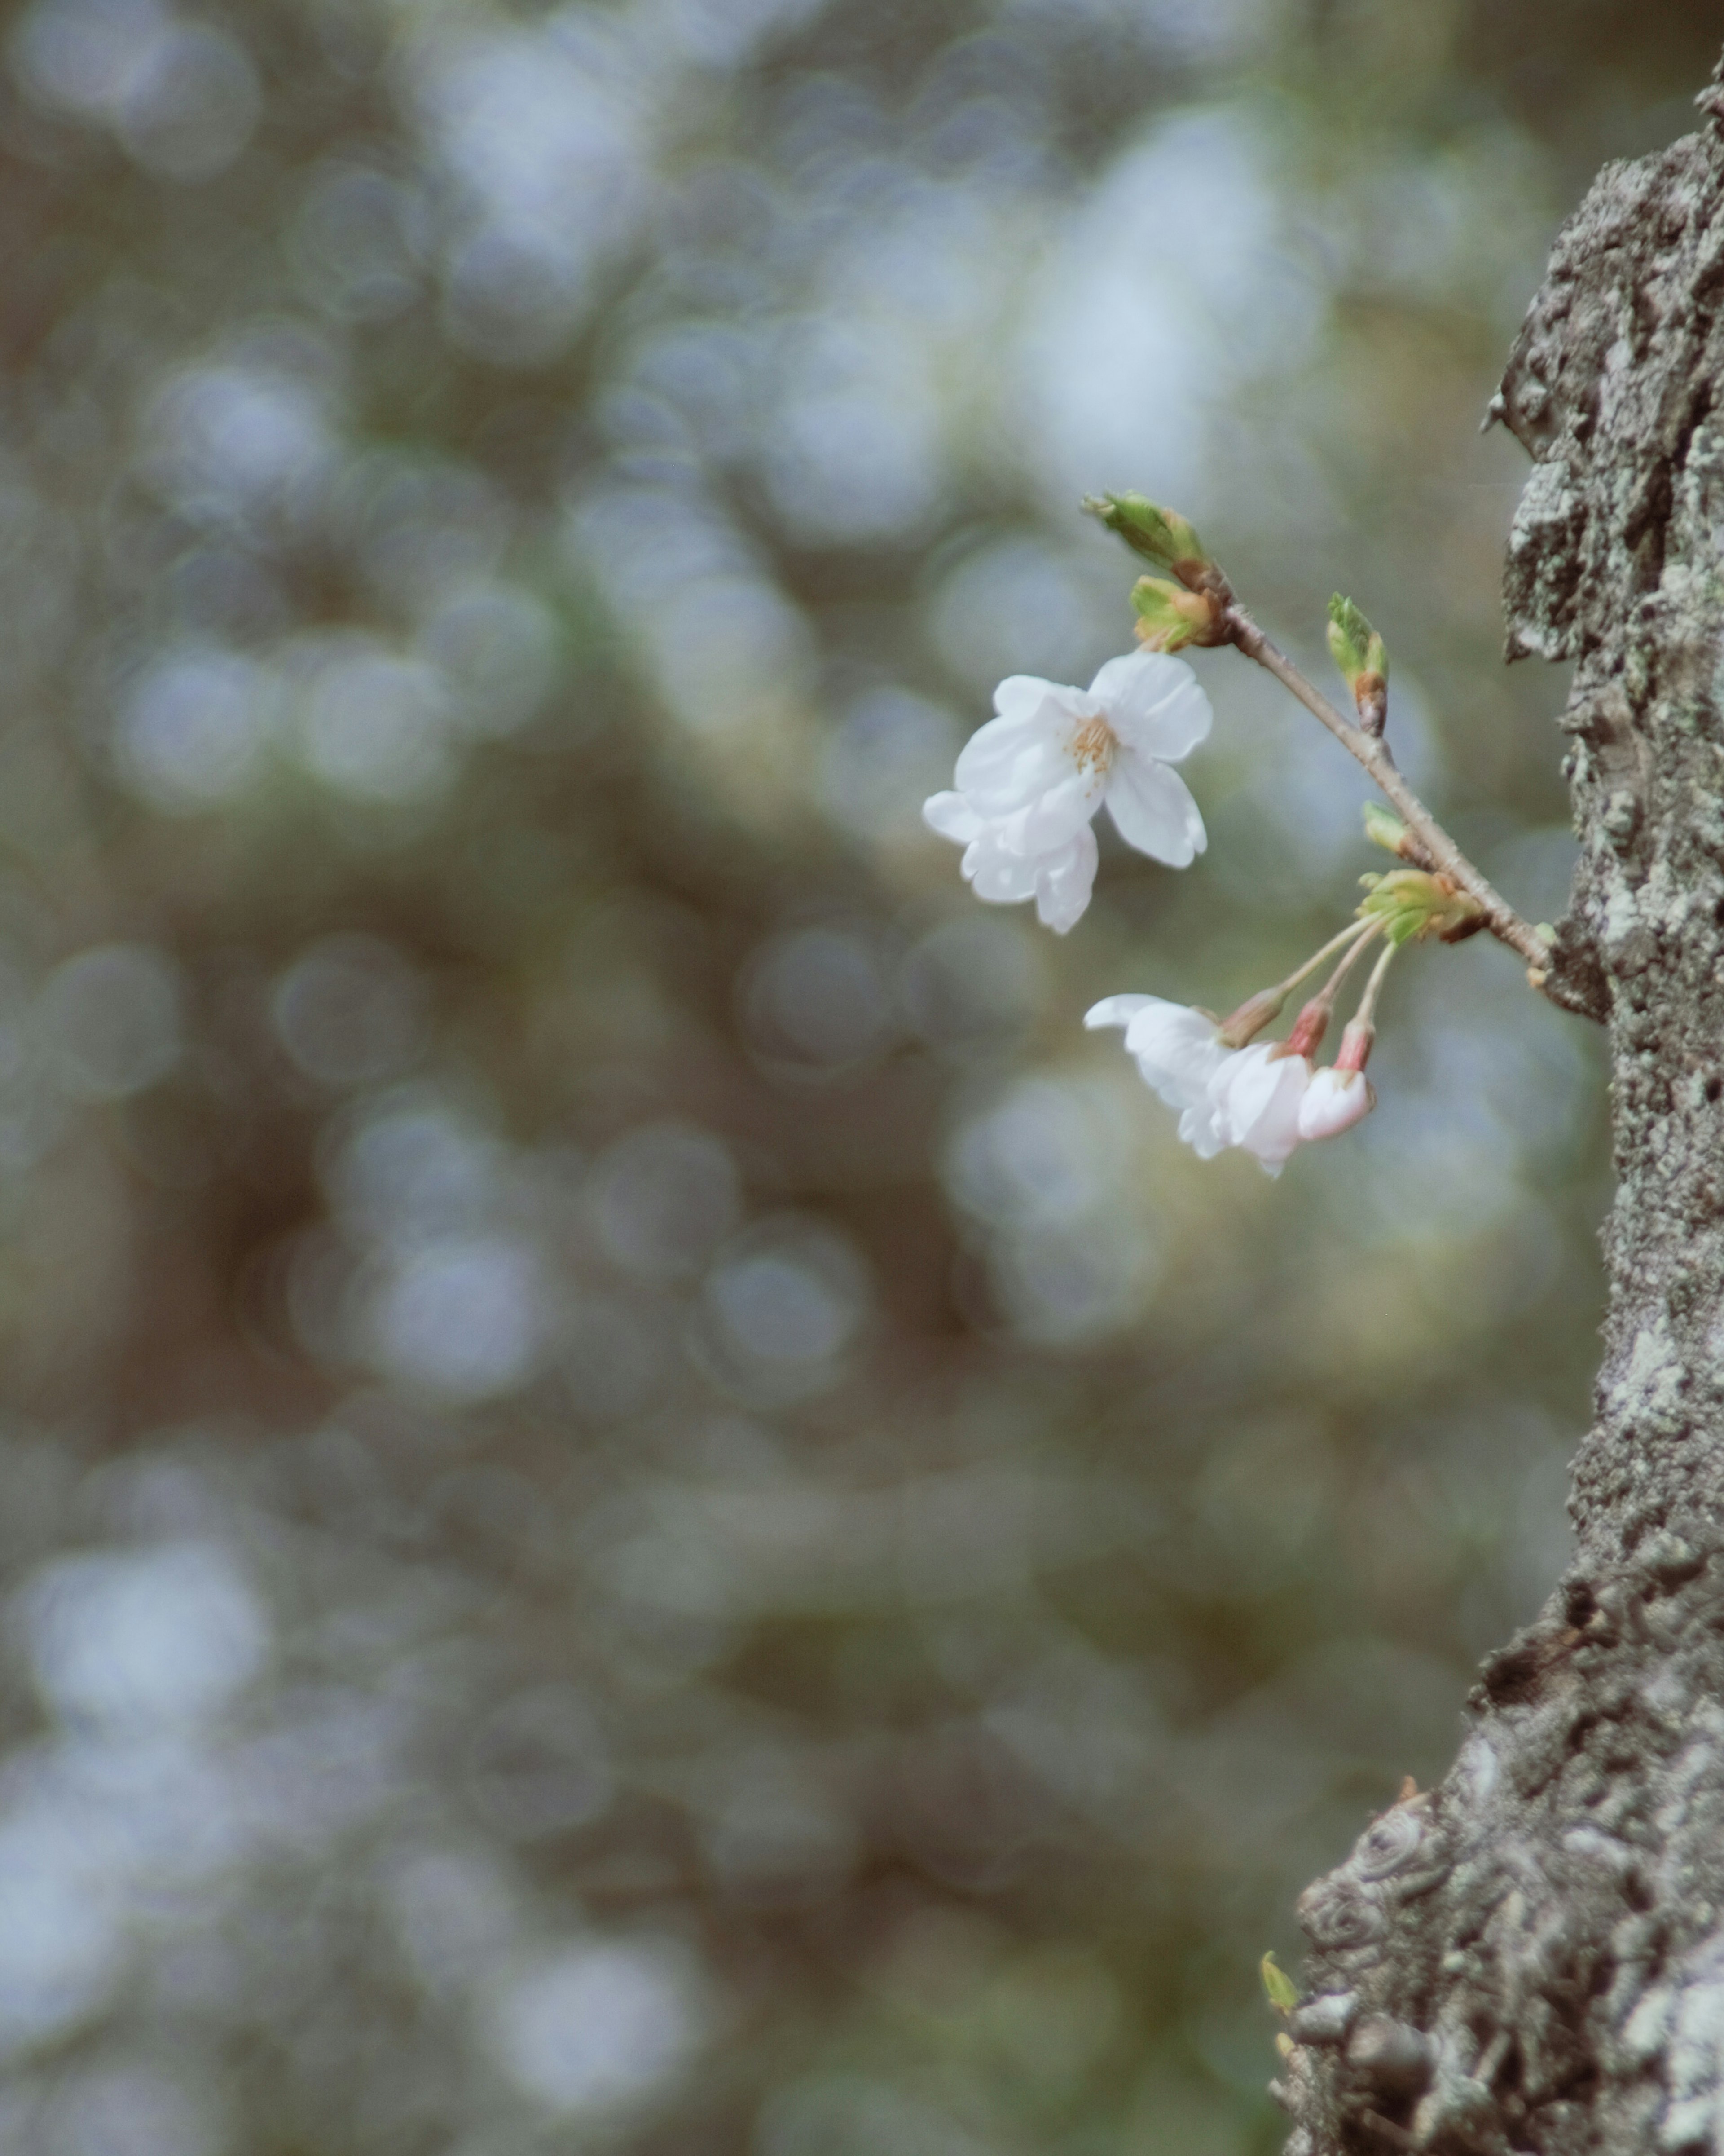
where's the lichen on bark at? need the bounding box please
[1277,53,1724,2156]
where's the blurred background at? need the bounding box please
[0,0,1707,2150]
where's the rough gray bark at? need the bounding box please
[1275,58,1724,2156]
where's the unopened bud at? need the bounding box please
[1085,492,1212,581]
[1297,1066,1376,1142]
[1216,985,1288,1049]
[1360,803,1430,866]
[1131,576,1228,653]
[1327,595,1390,731]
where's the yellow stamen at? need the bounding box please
[1070,714,1114,775]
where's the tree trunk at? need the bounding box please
[1276,55,1724,2156]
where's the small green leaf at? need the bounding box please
[1327,596,1389,706]
[1260,1952,1300,2015]
[1363,803,1409,857]
[1356,868,1482,946]
[1085,493,1210,575]
[1326,594,1370,679]
[1129,575,1223,653]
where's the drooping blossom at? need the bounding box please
[1085,994,1230,1157]
[1208,1042,1312,1177]
[923,651,1212,934]
[1088,996,1377,1174]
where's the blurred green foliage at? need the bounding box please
[0,0,1706,2151]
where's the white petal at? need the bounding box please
[1121,999,1212,1063]
[1178,1098,1230,1159]
[1089,650,1212,762]
[1033,822,1098,933]
[1007,767,1105,853]
[1212,1046,1310,1168]
[1105,753,1206,866]
[923,790,981,843]
[1126,1005,1228,1111]
[1085,994,1154,1032]
[993,674,1078,723]
[954,706,1071,815]
[1297,1068,1377,1142]
[1209,1045,1279,1143]
[962,827,1039,902]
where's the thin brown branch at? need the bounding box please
[1223,605,1553,980]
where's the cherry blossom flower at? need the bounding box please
[1208,1043,1312,1176]
[923,651,1212,933]
[1085,994,1230,1156]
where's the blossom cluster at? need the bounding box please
[916,497,1445,1176]
[1082,996,1373,1178]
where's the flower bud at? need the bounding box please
[1360,804,1434,869]
[1297,1066,1376,1142]
[1261,1953,1301,2015]
[1131,576,1227,653]
[1327,595,1389,733]
[1085,492,1211,580]
[1215,985,1288,1049]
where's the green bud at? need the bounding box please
[1327,595,1389,733]
[1361,802,1436,869]
[1130,575,1227,653]
[1357,869,1483,947]
[1260,1953,1301,2015]
[1084,492,1211,578]
[1326,595,1373,684]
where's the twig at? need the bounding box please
[1223,605,1551,978]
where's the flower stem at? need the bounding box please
[1222,606,1551,978]
[1314,919,1382,1010]
[1353,936,1399,1031]
[1277,924,1383,1062]
[1275,917,1377,1001]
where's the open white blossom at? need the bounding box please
[924,651,1212,933]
